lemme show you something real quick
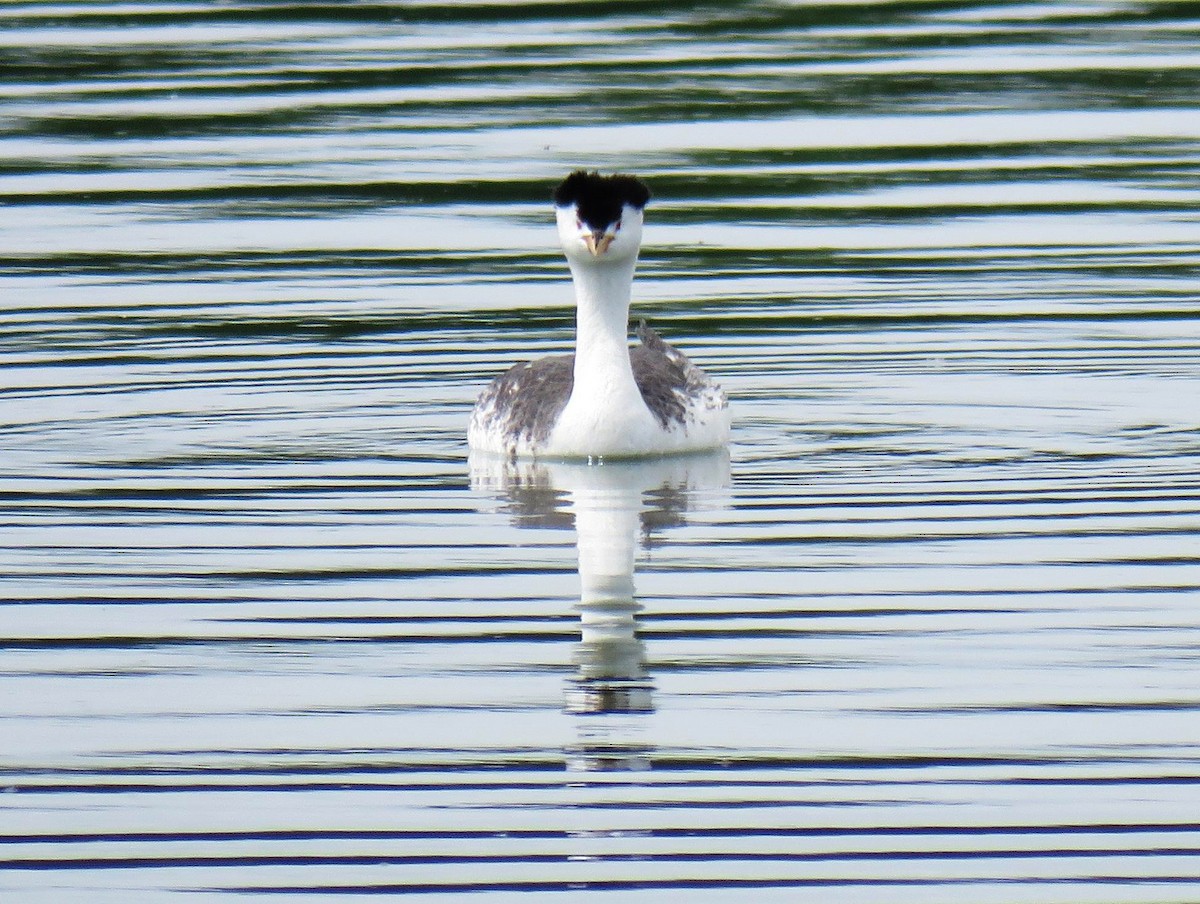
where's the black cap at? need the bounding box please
[553,170,651,230]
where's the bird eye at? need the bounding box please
[575,218,584,230]
[614,220,622,232]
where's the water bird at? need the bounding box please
[469,170,730,459]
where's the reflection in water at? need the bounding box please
[471,453,730,772]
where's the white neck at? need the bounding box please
[568,256,640,400]
[547,255,659,457]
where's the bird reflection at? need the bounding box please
[470,451,729,772]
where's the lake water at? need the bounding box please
[2,1,1200,901]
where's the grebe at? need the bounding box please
[469,170,730,459]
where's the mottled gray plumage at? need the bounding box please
[472,321,715,450]
[631,320,710,429]
[474,353,574,449]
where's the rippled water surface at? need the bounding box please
[3,1,1200,901]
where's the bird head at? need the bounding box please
[553,170,651,265]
